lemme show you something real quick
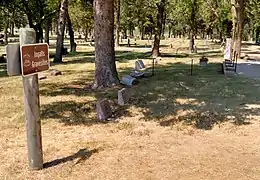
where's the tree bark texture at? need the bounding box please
[140,24,145,40]
[85,29,88,42]
[115,0,120,47]
[231,0,245,57]
[54,0,68,63]
[67,13,76,52]
[152,0,165,58]
[4,25,8,45]
[93,0,119,89]
[189,0,197,53]
[10,23,14,37]
[256,26,260,44]
[44,21,51,45]
[168,24,172,38]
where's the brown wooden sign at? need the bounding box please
[21,43,49,76]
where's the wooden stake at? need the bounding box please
[20,28,43,170]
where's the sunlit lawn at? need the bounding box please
[1,39,260,179]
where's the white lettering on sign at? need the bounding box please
[34,51,45,59]
[32,59,49,68]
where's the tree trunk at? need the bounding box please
[50,23,53,35]
[161,12,166,38]
[93,0,119,89]
[10,22,14,37]
[256,26,260,44]
[45,21,51,45]
[231,0,245,57]
[54,0,68,63]
[67,13,76,52]
[168,24,172,38]
[123,29,127,39]
[85,29,88,41]
[115,0,120,47]
[152,0,165,58]
[32,23,44,43]
[189,0,197,53]
[4,25,8,45]
[189,32,194,53]
[140,24,145,40]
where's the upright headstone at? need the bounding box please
[118,88,131,106]
[20,28,43,170]
[96,99,112,120]
[135,60,145,70]
[6,44,21,76]
[224,38,232,60]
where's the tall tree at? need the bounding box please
[189,0,198,53]
[67,13,76,52]
[69,0,93,41]
[115,0,121,47]
[93,0,119,88]
[152,0,166,57]
[231,0,245,57]
[54,0,68,63]
[44,18,52,44]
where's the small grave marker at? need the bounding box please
[96,99,113,120]
[49,69,62,76]
[6,44,21,76]
[118,88,131,106]
[38,74,47,80]
[135,60,145,70]
[130,71,144,79]
[121,75,137,86]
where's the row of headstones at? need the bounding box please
[96,60,148,121]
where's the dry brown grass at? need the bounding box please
[1,39,260,179]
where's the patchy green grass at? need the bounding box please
[1,39,260,179]
[0,40,259,129]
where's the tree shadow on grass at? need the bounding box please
[40,69,134,126]
[41,101,99,125]
[126,62,260,130]
[40,52,260,130]
[44,148,100,169]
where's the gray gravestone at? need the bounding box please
[224,38,232,60]
[120,75,137,86]
[130,70,144,79]
[135,60,145,70]
[38,74,47,80]
[96,99,112,120]
[49,69,62,76]
[6,44,21,76]
[118,88,131,106]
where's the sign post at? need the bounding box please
[19,28,46,170]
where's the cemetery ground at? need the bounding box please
[1,38,260,179]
